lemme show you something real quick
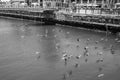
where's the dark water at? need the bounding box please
[0,18,120,80]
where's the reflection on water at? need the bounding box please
[0,18,120,80]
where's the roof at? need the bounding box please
[76,3,99,7]
[11,0,25,1]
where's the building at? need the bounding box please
[71,0,120,8]
[10,0,25,3]
[43,0,62,9]
[25,0,42,7]
[0,1,7,7]
[10,0,26,7]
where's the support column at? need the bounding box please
[102,0,104,8]
[94,0,96,4]
[81,0,83,4]
[63,0,66,3]
[102,0,104,4]
[75,0,77,3]
[38,0,40,5]
[87,0,90,4]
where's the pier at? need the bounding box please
[55,11,120,33]
[0,7,120,33]
[0,8,56,24]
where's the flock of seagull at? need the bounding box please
[32,27,120,80]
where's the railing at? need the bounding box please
[56,10,120,25]
[61,8,120,16]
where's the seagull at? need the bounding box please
[95,41,99,44]
[35,52,40,60]
[68,70,73,77]
[83,51,89,57]
[40,35,44,37]
[98,67,103,72]
[110,49,115,55]
[75,63,79,68]
[87,38,90,41]
[97,73,104,78]
[95,46,98,49]
[54,35,57,37]
[76,45,79,48]
[21,36,25,38]
[56,44,60,50]
[37,54,40,59]
[115,38,119,41]
[59,29,62,32]
[76,55,82,59]
[63,54,67,57]
[84,46,89,51]
[109,45,115,54]
[77,38,80,42]
[35,51,40,54]
[96,58,104,63]
[67,32,70,34]
[85,58,88,62]
[100,38,104,41]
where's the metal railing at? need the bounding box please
[61,7,120,17]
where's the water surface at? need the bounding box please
[0,18,120,80]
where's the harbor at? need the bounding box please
[0,7,120,33]
[0,0,120,80]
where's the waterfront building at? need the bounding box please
[65,0,106,14]
[62,0,69,8]
[25,0,43,7]
[10,0,26,7]
[43,0,62,9]
[0,1,7,7]
[115,0,120,8]
[71,0,120,8]
[10,0,25,3]
[63,0,71,3]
